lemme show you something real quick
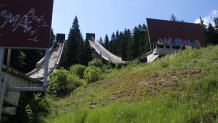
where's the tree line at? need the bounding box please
[200,17,218,45]
[99,24,150,61]
[7,15,218,72]
[60,16,150,68]
[60,15,218,69]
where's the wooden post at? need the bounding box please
[6,49,11,68]
[0,47,6,121]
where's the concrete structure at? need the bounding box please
[146,48,159,63]
[0,40,64,120]
[26,42,64,79]
[89,40,163,64]
[3,66,42,115]
[89,40,129,64]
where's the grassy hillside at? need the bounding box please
[44,45,218,123]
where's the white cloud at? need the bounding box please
[194,10,218,26]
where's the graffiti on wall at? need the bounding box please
[146,18,205,49]
[0,0,53,48]
[157,37,201,49]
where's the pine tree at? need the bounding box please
[61,16,84,68]
[110,32,116,53]
[127,25,150,59]
[123,29,131,60]
[99,37,103,45]
[199,17,208,46]
[207,23,217,45]
[138,24,150,54]
[127,37,134,60]
[84,38,92,65]
[50,28,55,46]
[99,24,150,61]
[115,30,121,55]
[170,14,184,22]
[214,18,218,44]
[127,26,139,59]
[119,32,126,59]
[214,18,218,31]
[104,34,110,50]
[170,14,178,22]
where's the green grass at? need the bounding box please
[48,99,190,123]
[44,45,218,123]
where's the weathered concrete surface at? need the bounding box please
[146,49,159,63]
[89,40,161,64]
[89,40,129,64]
[27,42,64,79]
[3,66,41,106]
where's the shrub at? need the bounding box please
[12,93,50,123]
[47,68,83,97]
[83,66,101,83]
[88,58,103,68]
[68,73,85,90]
[25,93,50,123]
[69,64,86,79]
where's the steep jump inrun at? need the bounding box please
[89,40,159,64]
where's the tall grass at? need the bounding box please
[48,73,218,123]
[48,95,216,123]
[44,45,218,123]
[47,99,184,123]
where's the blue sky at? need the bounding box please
[52,0,218,40]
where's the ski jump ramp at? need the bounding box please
[89,40,159,64]
[89,40,129,64]
[26,41,65,80]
